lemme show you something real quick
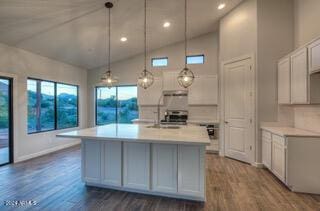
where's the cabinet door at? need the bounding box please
[123,143,150,190]
[271,135,286,182]
[188,75,218,105]
[308,38,320,74]
[278,58,291,104]
[178,145,205,198]
[101,141,122,187]
[138,77,163,105]
[82,140,101,183]
[152,144,177,194]
[291,48,309,104]
[262,131,272,169]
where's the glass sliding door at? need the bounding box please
[96,87,117,125]
[0,77,12,166]
[117,86,138,123]
[95,86,138,125]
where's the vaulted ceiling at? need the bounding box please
[0,0,242,70]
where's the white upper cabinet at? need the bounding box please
[290,47,309,104]
[308,38,320,74]
[278,57,291,104]
[188,75,218,105]
[138,77,163,106]
[163,71,187,91]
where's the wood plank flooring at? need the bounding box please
[0,145,319,211]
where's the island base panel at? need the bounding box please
[81,139,206,201]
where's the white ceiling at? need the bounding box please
[0,0,242,70]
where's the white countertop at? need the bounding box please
[57,123,210,145]
[261,126,320,138]
[187,119,219,125]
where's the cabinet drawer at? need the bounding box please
[272,134,286,146]
[262,130,272,140]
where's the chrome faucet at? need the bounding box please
[154,93,164,128]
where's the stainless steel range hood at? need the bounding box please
[163,90,188,97]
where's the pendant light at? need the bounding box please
[138,0,154,89]
[177,0,195,88]
[100,2,118,89]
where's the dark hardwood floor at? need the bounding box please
[0,145,319,211]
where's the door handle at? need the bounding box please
[224,121,229,124]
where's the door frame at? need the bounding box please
[219,54,256,165]
[0,72,18,165]
[0,75,13,166]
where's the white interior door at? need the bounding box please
[224,58,254,163]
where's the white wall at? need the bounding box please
[290,0,320,133]
[0,43,88,162]
[257,0,294,122]
[87,32,219,126]
[294,0,320,48]
[219,0,257,62]
[219,0,294,163]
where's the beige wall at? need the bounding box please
[0,42,88,162]
[257,0,294,122]
[290,0,320,133]
[87,32,219,126]
[294,0,320,48]
[219,0,257,62]
[219,0,294,163]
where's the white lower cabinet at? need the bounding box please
[152,144,177,194]
[178,145,205,198]
[262,131,272,169]
[261,131,286,182]
[271,135,286,182]
[82,141,206,200]
[123,143,150,190]
[82,140,101,183]
[101,141,122,186]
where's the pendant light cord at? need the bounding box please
[144,0,147,73]
[107,6,111,72]
[184,0,187,69]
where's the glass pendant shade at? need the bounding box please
[138,69,154,89]
[99,2,118,88]
[177,0,195,88]
[177,67,194,88]
[101,70,118,89]
[137,0,154,89]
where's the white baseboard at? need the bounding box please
[15,141,80,163]
[252,162,264,168]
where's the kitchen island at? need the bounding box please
[57,123,210,201]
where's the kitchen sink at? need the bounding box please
[146,125,181,129]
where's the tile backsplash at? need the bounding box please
[294,105,320,133]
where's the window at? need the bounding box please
[96,86,138,125]
[57,83,78,129]
[152,57,168,67]
[186,55,205,64]
[96,87,117,125]
[27,79,55,133]
[27,78,79,134]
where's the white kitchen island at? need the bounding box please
[57,123,210,201]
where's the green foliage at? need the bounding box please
[0,90,9,128]
[27,90,78,132]
[97,97,138,125]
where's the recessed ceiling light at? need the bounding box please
[218,3,226,10]
[120,37,127,42]
[163,22,171,28]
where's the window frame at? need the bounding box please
[95,85,138,126]
[151,57,168,67]
[186,54,205,64]
[56,82,79,130]
[27,77,79,134]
